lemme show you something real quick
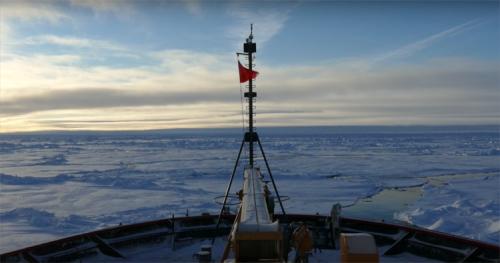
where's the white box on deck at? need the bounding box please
[340,233,379,263]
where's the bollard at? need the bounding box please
[195,250,211,263]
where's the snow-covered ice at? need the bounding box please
[395,173,500,243]
[0,126,498,252]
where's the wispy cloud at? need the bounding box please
[152,49,232,72]
[183,0,202,16]
[225,3,294,46]
[0,1,69,54]
[0,0,68,23]
[368,19,485,66]
[0,48,237,100]
[0,21,12,45]
[335,18,488,71]
[69,0,135,17]
[24,35,127,51]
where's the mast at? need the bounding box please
[241,24,285,216]
[244,24,257,167]
[214,26,286,245]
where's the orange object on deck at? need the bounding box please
[340,233,379,263]
[292,225,313,257]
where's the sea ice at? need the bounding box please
[395,173,500,243]
[0,127,498,252]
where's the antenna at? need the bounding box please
[250,23,253,40]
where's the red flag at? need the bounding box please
[238,61,259,83]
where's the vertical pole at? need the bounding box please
[257,137,286,216]
[213,139,245,244]
[248,48,254,168]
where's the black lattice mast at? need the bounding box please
[243,24,257,167]
[213,26,286,243]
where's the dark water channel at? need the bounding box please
[342,186,423,222]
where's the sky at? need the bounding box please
[0,0,499,132]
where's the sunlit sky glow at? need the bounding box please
[0,0,499,132]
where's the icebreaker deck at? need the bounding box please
[1,214,499,262]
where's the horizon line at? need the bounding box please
[1,124,498,136]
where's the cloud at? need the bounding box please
[225,3,294,46]
[0,2,68,57]
[183,0,202,16]
[24,35,127,51]
[1,50,498,130]
[0,1,70,55]
[69,0,135,17]
[0,0,68,23]
[0,88,235,115]
[152,49,233,72]
[1,2,496,132]
[0,21,12,45]
[1,105,243,132]
[367,19,485,67]
[333,19,488,71]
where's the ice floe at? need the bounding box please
[395,173,500,243]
